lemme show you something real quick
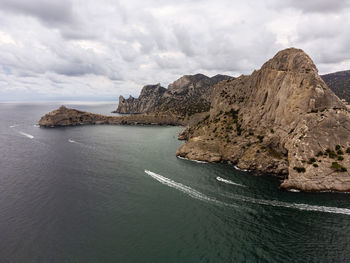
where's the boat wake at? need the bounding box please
[68,138,94,149]
[234,165,250,172]
[177,156,207,164]
[145,170,236,207]
[216,176,246,187]
[145,170,350,216]
[223,193,350,216]
[18,131,34,139]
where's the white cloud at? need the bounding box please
[0,0,349,101]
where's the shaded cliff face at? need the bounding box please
[116,74,233,116]
[177,48,350,192]
[117,84,166,114]
[321,70,350,103]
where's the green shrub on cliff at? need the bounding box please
[330,162,347,172]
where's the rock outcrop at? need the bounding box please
[38,105,182,127]
[176,48,350,192]
[116,84,166,114]
[115,74,233,116]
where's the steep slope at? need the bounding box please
[177,48,350,192]
[116,84,166,114]
[115,74,233,116]
[321,70,350,103]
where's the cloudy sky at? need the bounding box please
[0,0,349,101]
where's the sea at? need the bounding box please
[1,102,350,263]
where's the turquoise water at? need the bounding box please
[1,103,350,262]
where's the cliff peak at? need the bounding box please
[262,48,318,74]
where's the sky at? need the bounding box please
[0,0,349,101]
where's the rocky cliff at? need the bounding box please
[38,106,182,127]
[116,84,166,114]
[115,74,233,116]
[321,70,350,103]
[176,48,350,192]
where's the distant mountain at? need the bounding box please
[115,74,234,116]
[321,70,350,102]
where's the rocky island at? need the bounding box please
[39,48,350,192]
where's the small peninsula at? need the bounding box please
[39,48,350,192]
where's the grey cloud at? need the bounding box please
[0,0,350,101]
[0,0,75,25]
[275,0,350,13]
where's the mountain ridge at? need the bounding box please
[115,74,233,116]
[321,70,350,103]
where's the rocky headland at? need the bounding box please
[39,48,350,192]
[38,105,182,127]
[177,48,350,192]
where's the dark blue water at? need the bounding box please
[1,102,350,263]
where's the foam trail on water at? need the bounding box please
[19,131,34,139]
[177,156,207,164]
[33,124,40,128]
[145,170,236,207]
[68,138,94,149]
[234,165,250,172]
[223,193,350,216]
[10,124,18,128]
[216,176,246,188]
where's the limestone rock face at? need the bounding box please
[115,74,233,116]
[116,84,166,114]
[176,48,350,192]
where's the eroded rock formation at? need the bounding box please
[176,48,350,192]
[115,74,233,116]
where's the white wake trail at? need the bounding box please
[216,176,246,188]
[145,170,350,216]
[224,193,350,216]
[234,166,250,172]
[145,170,235,207]
[18,131,34,139]
[177,156,207,164]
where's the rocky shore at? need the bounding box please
[38,105,182,127]
[38,48,350,192]
[176,48,350,192]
